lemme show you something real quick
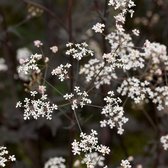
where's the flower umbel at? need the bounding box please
[120,159,132,168]
[0,146,16,167]
[44,157,66,168]
[51,63,71,81]
[63,86,91,110]
[66,42,94,60]
[72,130,110,168]
[100,91,128,135]
[16,86,58,120]
[17,53,42,74]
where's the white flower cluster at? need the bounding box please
[108,0,135,11]
[120,159,132,168]
[150,86,168,111]
[142,41,168,82]
[121,49,144,70]
[34,40,43,48]
[132,29,140,36]
[0,146,16,167]
[51,63,71,81]
[50,46,58,53]
[63,86,91,110]
[108,0,135,32]
[100,91,128,135]
[17,53,42,74]
[81,152,105,168]
[143,40,168,66]
[105,31,144,70]
[92,23,105,34]
[160,134,168,150]
[106,31,133,55]
[80,59,117,89]
[44,157,66,168]
[72,130,110,168]
[117,77,150,104]
[16,86,58,120]
[66,42,94,60]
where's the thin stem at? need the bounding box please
[43,64,48,85]
[74,60,79,87]
[43,79,64,96]
[122,96,128,107]
[57,107,76,124]
[73,109,82,132]
[67,1,75,168]
[58,102,71,108]
[86,104,103,109]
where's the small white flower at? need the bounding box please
[16,101,22,108]
[92,23,105,33]
[72,139,81,155]
[34,40,43,48]
[30,91,38,97]
[97,145,110,156]
[38,85,46,94]
[132,29,140,36]
[0,146,16,167]
[120,159,132,168]
[44,57,49,63]
[50,46,58,53]
[9,155,16,162]
[64,93,74,100]
[160,134,168,150]
[44,157,66,168]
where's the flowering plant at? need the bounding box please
[1,0,168,168]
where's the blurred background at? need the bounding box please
[0,0,168,167]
